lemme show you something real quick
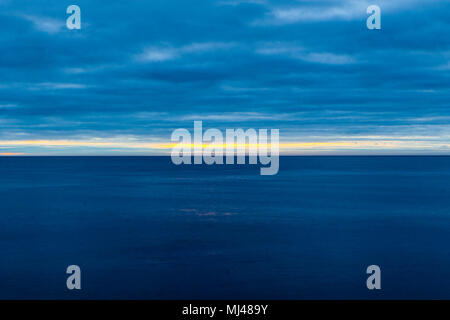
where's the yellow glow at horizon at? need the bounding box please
[0,152,24,156]
[0,139,446,152]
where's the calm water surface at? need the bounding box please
[0,156,449,299]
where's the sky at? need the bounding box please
[0,0,449,155]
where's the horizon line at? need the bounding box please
[2,154,450,157]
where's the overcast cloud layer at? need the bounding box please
[0,0,449,155]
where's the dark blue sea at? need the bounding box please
[0,156,449,299]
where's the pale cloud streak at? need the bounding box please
[19,14,64,34]
[136,42,236,63]
[252,0,440,26]
[217,0,266,6]
[256,42,356,64]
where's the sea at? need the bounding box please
[0,156,449,299]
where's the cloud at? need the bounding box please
[32,82,87,90]
[269,5,360,23]
[303,52,356,65]
[217,0,266,6]
[0,0,449,154]
[436,62,450,70]
[136,47,178,62]
[256,43,356,64]
[178,112,277,121]
[182,42,236,53]
[136,42,236,63]
[20,14,64,34]
[252,0,442,26]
